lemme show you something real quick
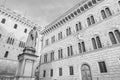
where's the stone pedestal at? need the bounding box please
[15,47,38,80]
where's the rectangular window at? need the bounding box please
[50,69,53,77]
[59,68,62,76]
[43,70,46,77]
[58,49,63,59]
[69,66,74,75]
[98,61,107,73]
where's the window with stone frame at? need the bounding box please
[67,45,73,56]
[78,41,86,53]
[59,68,62,76]
[50,51,54,61]
[50,69,53,77]
[69,66,74,75]
[43,70,46,77]
[58,48,63,59]
[91,36,102,49]
[109,30,120,44]
[101,7,112,19]
[98,61,107,73]
[76,22,82,32]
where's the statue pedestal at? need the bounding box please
[15,48,38,80]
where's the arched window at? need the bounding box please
[81,64,92,80]
[4,51,9,58]
[1,18,6,24]
[101,10,107,19]
[50,51,54,61]
[114,30,120,43]
[67,45,73,56]
[14,24,17,29]
[82,42,86,52]
[87,17,91,26]
[109,32,117,44]
[58,48,63,59]
[92,38,97,49]
[91,15,95,24]
[96,36,102,48]
[78,43,82,53]
[105,7,112,17]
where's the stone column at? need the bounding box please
[15,47,38,80]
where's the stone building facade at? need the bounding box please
[39,0,120,80]
[0,6,39,75]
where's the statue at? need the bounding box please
[25,27,38,49]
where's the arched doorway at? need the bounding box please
[81,64,92,80]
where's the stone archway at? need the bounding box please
[81,64,92,80]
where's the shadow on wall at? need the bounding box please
[0,59,18,76]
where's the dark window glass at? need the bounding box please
[24,28,27,33]
[4,51,9,58]
[77,9,81,13]
[74,11,77,15]
[78,43,82,53]
[69,66,74,75]
[76,24,79,31]
[50,52,54,61]
[80,7,84,11]
[1,18,6,24]
[91,16,95,24]
[50,69,53,77]
[92,38,97,49]
[82,42,86,52]
[70,46,73,56]
[101,10,107,19]
[109,32,117,44]
[96,36,102,48]
[84,4,88,9]
[43,70,46,77]
[67,47,70,56]
[0,34,1,38]
[87,17,91,26]
[98,61,107,73]
[59,68,62,76]
[114,30,120,43]
[14,24,17,29]
[105,7,112,17]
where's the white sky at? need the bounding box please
[0,0,81,27]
